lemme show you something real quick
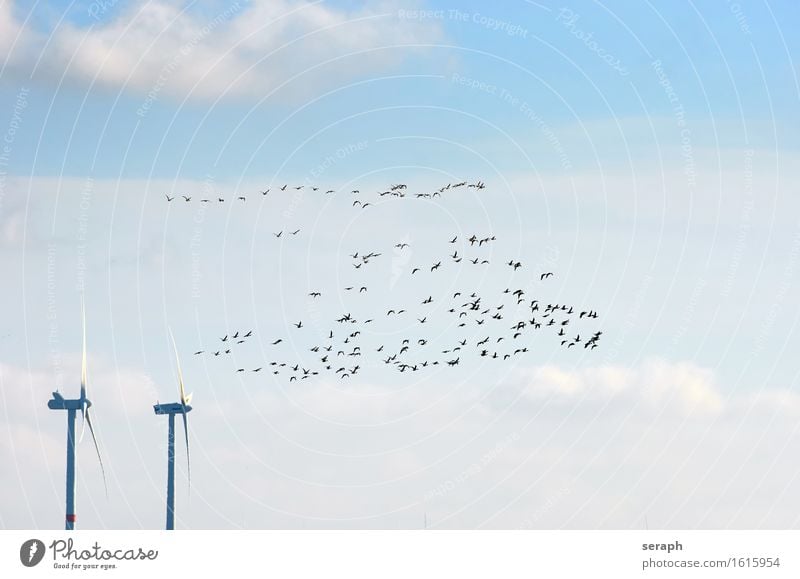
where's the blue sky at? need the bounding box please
[1,0,800,530]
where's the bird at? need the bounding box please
[271,339,283,345]
[309,292,321,298]
[193,350,203,355]
[449,236,457,243]
[165,194,175,202]
[431,262,441,271]
[540,272,554,280]
[274,231,283,238]
[182,195,191,202]
[294,321,303,329]
[290,229,300,235]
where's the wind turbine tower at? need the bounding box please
[154,330,193,530]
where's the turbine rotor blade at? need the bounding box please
[169,327,192,490]
[168,328,190,405]
[85,409,108,498]
[181,411,191,490]
[79,298,88,443]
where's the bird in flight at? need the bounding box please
[309,292,321,298]
[271,339,283,345]
[540,272,554,280]
[165,194,174,202]
[290,229,301,235]
[294,321,303,328]
[182,195,191,202]
[274,231,283,238]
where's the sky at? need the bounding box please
[1,0,799,530]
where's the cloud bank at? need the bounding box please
[1,0,442,101]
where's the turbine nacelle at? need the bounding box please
[153,402,193,415]
[48,392,90,411]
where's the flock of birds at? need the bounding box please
[165,180,486,215]
[191,223,604,382]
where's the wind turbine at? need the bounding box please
[154,330,192,530]
[47,300,107,530]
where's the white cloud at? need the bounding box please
[4,354,800,529]
[0,2,24,56]
[520,358,723,415]
[2,0,443,101]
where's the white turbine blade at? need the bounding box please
[181,412,191,489]
[168,327,191,489]
[79,299,88,443]
[85,409,108,498]
[168,328,189,405]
